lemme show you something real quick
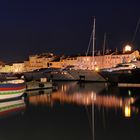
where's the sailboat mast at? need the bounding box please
[102,33,106,69]
[92,17,96,69]
[103,33,106,56]
[92,17,96,140]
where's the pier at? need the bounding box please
[26,81,53,91]
[118,83,140,87]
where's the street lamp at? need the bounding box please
[124,45,132,52]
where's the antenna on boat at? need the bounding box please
[102,33,106,56]
[132,18,140,43]
[86,31,93,56]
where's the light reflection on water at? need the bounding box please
[0,82,140,140]
[28,82,140,118]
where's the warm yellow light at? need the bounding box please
[14,68,18,73]
[124,105,131,117]
[95,67,99,71]
[124,45,132,52]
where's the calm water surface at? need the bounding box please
[0,82,140,140]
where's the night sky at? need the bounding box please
[0,0,140,62]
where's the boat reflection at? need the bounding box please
[26,88,53,96]
[0,98,26,119]
[28,82,140,118]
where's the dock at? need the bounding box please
[118,83,140,87]
[26,81,53,91]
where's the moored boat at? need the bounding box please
[0,79,26,100]
[100,62,140,84]
[48,18,106,82]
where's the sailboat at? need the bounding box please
[25,18,106,82]
[66,17,106,82]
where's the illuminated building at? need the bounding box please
[0,63,25,73]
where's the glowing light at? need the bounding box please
[124,105,131,117]
[128,90,131,96]
[95,67,99,71]
[14,68,18,73]
[124,45,132,52]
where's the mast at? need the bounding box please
[102,33,106,69]
[132,18,140,43]
[92,18,96,140]
[103,33,106,56]
[92,17,96,69]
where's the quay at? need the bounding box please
[26,80,53,91]
[118,83,140,87]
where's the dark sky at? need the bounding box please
[0,0,140,62]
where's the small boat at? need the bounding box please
[0,79,26,100]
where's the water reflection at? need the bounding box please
[28,82,106,106]
[0,98,25,118]
[28,82,140,118]
[0,83,140,140]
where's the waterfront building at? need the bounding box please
[47,61,63,68]
[24,54,78,71]
[12,63,25,73]
[24,53,56,71]
[60,56,78,68]
[76,50,139,69]
[24,50,140,71]
[0,62,25,73]
[0,64,13,73]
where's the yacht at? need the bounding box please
[100,61,140,84]
[102,63,137,72]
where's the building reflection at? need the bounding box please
[28,82,139,118]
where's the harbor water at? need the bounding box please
[0,82,140,140]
